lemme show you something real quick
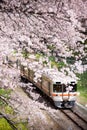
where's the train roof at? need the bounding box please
[21,61,77,84]
[42,68,76,84]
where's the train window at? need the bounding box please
[69,83,77,92]
[65,83,77,92]
[53,84,62,92]
[53,84,67,92]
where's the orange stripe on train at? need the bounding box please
[52,93,77,96]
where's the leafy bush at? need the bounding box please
[81,56,87,65]
[72,51,81,56]
[77,71,87,104]
[13,50,17,54]
[80,39,87,45]
[21,49,29,59]
[57,61,66,70]
[35,53,43,59]
[43,60,48,65]
[49,56,55,62]
[47,44,55,51]
[66,56,76,64]
[77,71,87,90]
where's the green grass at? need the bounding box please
[0,88,11,97]
[0,88,12,113]
[16,122,28,130]
[0,118,13,130]
[0,88,28,130]
[0,88,12,106]
[77,71,87,105]
[4,106,14,114]
[0,118,28,130]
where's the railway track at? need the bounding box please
[61,109,87,130]
[47,108,87,130]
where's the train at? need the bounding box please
[6,54,77,108]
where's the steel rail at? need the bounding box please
[61,109,87,130]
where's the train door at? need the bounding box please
[61,84,70,101]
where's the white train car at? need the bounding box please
[41,69,77,108]
[20,61,77,108]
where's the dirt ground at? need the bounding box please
[9,87,63,130]
[9,85,87,130]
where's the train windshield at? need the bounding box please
[53,84,66,92]
[68,82,77,92]
[53,82,77,93]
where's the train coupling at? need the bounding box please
[62,101,75,108]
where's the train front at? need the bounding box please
[52,80,77,108]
